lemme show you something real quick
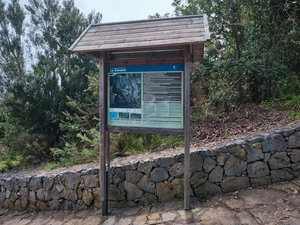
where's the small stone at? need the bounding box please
[203,157,216,173]
[35,200,47,211]
[82,189,93,205]
[156,182,175,201]
[84,174,98,188]
[124,181,143,201]
[150,168,169,182]
[162,212,177,222]
[65,172,81,190]
[169,163,184,178]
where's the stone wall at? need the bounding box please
[1,125,300,212]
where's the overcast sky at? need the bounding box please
[18,0,175,23]
[74,0,175,22]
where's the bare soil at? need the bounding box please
[190,103,300,148]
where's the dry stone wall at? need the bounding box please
[1,126,300,212]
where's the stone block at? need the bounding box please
[209,166,224,183]
[112,168,125,185]
[109,185,125,201]
[156,182,175,201]
[190,152,203,171]
[172,178,184,197]
[28,176,42,190]
[271,169,294,183]
[190,171,208,188]
[262,134,286,153]
[126,170,143,183]
[291,149,300,163]
[250,176,271,187]
[150,168,169,182]
[221,176,250,193]
[203,157,216,173]
[247,161,270,178]
[169,163,184,178]
[156,157,175,168]
[65,172,81,190]
[82,189,93,205]
[194,181,221,196]
[62,187,77,202]
[245,144,264,163]
[228,145,247,160]
[224,155,247,176]
[138,161,154,174]
[124,181,143,201]
[37,189,51,201]
[268,152,291,170]
[287,132,300,148]
[43,177,54,191]
[84,174,98,188]
[137,175,155,193]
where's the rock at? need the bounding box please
[65,172,81,190]
[19,177,30,188]
[209,166,224,183]
[84,175,98,188]
[245,144,264,162]
[49,199,61,210]
[271,169,294,182]
[268,152,291,169]
[138,161,154,174]
[0,192,6,203]
[287,132,300,148]
[93,187,101,208]
[37,189,51,201]
[200,149,217,157]
[221,177,250,193]
[82,189,93,205]
[29,191,36,203]
[169,163,184,178]
[50,186,61,200]
[109,185,125,201]
[194,181,221,196]
[5,190,10,199]
[190,152,203,171]
[291,149,300,163]
[262,134,286,153]
[112,168,125,185]
[203,157,216,173]
[172,178,184,197]
[2,199,13,209]
[190,171,208,188]
[156,182,175,201]
[126,170,143,183]
[18,187,29,197]
[29,176,42,190]
[228,144,247,160]
[35,200,47,211]
[62,187,77,202]
[124,181,143,201]
[14,199,22,211]
[62,200,76,210]
[250,176,271,187]
[43,177,54,191]
[55,183,64,193]
[156,157,174,168]
[217,153,227,166]
[137,175,155,193]
[224,155,247,176]
[247,161,270,178]
[150,168,169,182]
[140,192,157,205]
[18,196,28,210]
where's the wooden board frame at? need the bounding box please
[99,45,191,215]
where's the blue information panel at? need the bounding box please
[108,64,184,129]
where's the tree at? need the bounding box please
[0,0,102,161]
[172,0,300,104]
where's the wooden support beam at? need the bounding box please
[184,45,191,210]
[99,51,110,216]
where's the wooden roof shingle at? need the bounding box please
[69,15,210,54]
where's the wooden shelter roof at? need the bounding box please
[69,15,210,58]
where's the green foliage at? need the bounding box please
[111,133,184,157]
[173,0,300,111]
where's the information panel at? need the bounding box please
[108,64,184,129]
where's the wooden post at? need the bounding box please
[184,45,191,210]
[99,51,109,216]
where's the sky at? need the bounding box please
[74,0,175,22]
[19,0,175,23]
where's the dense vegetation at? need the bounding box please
[0,0,299,171]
